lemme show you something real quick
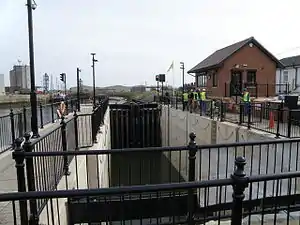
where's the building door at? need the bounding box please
[230,71,242,96]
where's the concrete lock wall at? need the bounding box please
[160,106,213,182]
[39,107,111,225]
[161,106,300,200]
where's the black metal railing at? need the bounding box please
[0,99,80,154]
[175,98,300,138]
[92,97,109,143]
[7,135,300,225]
[8,97,109,222]
[221,101,300,138]
[10,132,300,225]
[224,83,290,98]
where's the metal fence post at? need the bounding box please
[247,103,251,129]
[239,102,243,125]
[210,100,213,119]
[17,112,24,139]
[23,106,27,132]
[10,108,16,148]
[92,109,97,143]
[74,111,79,151]
[23,133,39,225]
[220,100,224,122]
[287,109,292,138]
[12,138,29,225]
[231,156,248,225]
[51,102,55,123]
[275,104,281,138]
[39,102,43,129]
[188,132,197,225]
[61,116,70,175]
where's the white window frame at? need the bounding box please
[283,70,289,83]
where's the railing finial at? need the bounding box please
[189,132,196,143]
[24,132,31,141]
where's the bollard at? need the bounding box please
[39,102,44,128]
[10,109,16,148]
[23,133,39,225]
[61,116,70,175]
[187,132,197,225]
[231,157,248,225]
[12,138,29,225]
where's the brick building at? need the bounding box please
[188,37,284,98]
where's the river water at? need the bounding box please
[0,103,62,152]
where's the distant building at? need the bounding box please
[0,74,5,95]
[188,36,284,98]
[9,65,31,93]
[276,55,300,94]
[131,85,146,93]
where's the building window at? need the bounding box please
[197,75,207,87]
[247,71,256,85]
[212,73,217,87]
[283,70,289,83]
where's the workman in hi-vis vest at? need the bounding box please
[242,88,250,116]
[193,89,199,111]
[200,88,207,114]
[182,92,188,111]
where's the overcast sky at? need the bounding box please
[1,0,300,88]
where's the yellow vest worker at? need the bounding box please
[183,93,188,102]
[243,91,250,102]
[200,91,206,100]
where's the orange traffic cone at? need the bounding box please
[269,111,275,129]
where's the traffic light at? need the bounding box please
[60,73,66,82]
[155,74,165,82]
[155,75,159,82]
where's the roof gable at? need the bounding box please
[188,37,284,73]
[280,55,300,67]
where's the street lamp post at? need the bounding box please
[77,68,81,112]
[180,62,185,111]
[91,53,98,109]
[26,0,39,138]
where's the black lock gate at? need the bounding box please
[110,103,162,149]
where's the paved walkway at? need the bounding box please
[0,105,93,225]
